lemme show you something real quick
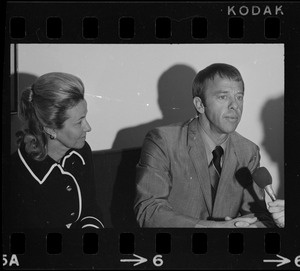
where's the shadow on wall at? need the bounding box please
[108,64,197,228]
[112,64,197,150]
[10,73,38,154]
[260,94,284,199]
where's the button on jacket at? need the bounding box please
[9,142,104,230]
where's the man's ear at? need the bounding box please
[193,96,205,114]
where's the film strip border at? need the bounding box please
[3,229,296,269]
[5,231,281,255]
[3,1,300,270]
[9,14,282,41]
[6,2,289,43]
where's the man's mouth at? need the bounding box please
[225,116,239,122]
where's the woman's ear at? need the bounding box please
[193,96,205,114]
[44,127,56,138]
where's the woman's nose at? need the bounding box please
[83,119,92,132]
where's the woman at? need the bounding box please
[9,72,104,229]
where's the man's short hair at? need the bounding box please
[192,63,244,102]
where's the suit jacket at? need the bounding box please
[134,117,275,227]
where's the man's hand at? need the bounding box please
[268,199,285,228]
[220,216,258,228]
[195,216,258,228]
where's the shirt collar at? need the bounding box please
[18,144,85,184]
[198,125,228,165]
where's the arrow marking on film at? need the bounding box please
[120,254,148,266]
[263,254,291,267]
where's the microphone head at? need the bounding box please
[252,167,272,188]
[235,167,252,188]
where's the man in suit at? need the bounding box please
[134,63,275,228]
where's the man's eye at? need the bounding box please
[219,95,227,100]
[237,95,244,101]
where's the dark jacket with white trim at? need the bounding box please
[9,141,104,230]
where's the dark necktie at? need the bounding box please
[212,145,223,176]
[211,145,224,204]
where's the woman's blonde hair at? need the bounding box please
[18,72,85,161]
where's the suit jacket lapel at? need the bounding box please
[187,118,213,216]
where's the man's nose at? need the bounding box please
[229,96,239,110]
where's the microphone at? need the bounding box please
[252,167,277,201]
[235,167,261,203]
[235,167,252,188]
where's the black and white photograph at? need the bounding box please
[3,2,300,270]
[7,43,284,229]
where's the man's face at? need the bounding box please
[201,75,244,137]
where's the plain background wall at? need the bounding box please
[11,44,284,202]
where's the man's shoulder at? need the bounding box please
[231,131,258,150]
[147,119,192,137]
[143,119,196,149]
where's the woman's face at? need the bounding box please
[56,99,91,150]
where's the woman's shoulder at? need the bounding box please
[72,141,93,160]
[79,141,92,154]
[10,148,30,181]
[10,148,22,165]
